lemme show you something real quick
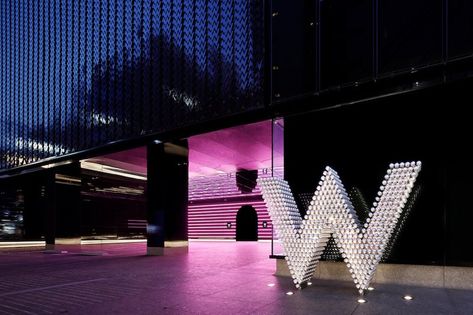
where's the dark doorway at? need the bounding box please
[236,205,258,241]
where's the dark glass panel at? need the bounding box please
[320,0,373,88]
[379,0,443,74]
[448,1,473,59]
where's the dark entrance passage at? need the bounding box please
[236,205,258,241]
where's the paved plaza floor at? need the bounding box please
[0,241,472,314]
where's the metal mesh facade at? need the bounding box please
[0,0,265,170]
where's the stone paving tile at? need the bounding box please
[445,288,473,315]
[0,242,471,315]
[353,284,456,315]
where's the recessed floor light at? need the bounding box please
[307,282,312,286]
[267,283,275,287]
[403,295,413,301]
[367,287,374,291]
[357,298,367,304]
[286,291,294,296]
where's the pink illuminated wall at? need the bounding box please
[187,119,284,240]
[188,169,283,239]
[85,120,284,240]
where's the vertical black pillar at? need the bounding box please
[147,139,188,255]
[43,162,82,250]
[54,162,82,247]
[44,171,57,249]
[23,175,46,240]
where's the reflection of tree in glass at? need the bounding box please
[0,1,265,169]
[67,14,263,150]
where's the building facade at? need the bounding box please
[1,0,473,270]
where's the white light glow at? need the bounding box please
[403,295,413,301]
[91,112,125,126]
[4,154,28,165]
[163,85,200,110]
[80,161,147,180]
[286,291,294,296]
[42,160,73,169]
[17,137,68,154]
[267,283,275,287]
[258,161,422,294]
[357,298,367,304]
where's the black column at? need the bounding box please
[147,140,188,255]
[23,174,46,240]
[44,171,57,249]
[54,163,82,246]
[42,163,81,250]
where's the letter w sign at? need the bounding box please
[258,162,421,293]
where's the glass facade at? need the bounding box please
[0,0,265,170]
[0,0,472,267]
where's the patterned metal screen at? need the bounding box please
[0,0,265,170]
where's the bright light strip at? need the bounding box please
[42,160,73,169]
[188,201,267,209]
[93,186,144,196]
[80,239,147,245]
[0,241,45,248]
[188,207,268,214]
[188,216,270,222]
[188,239,237,242]
[55,174,81,184]
[403,295,413,301]
[357,298,367,304]
[188,216,268,221]
[80,161,147,180]
[258,161,422,294]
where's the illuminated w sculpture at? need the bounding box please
[258,162,421,294]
